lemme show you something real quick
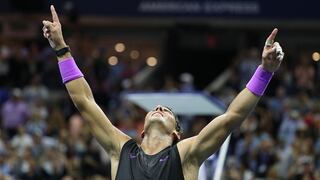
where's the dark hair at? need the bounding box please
[173,116,182,145]
[174,116,182,134]
[165,106,183,145]
[165,106,182,133]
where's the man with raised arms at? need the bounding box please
[42,5,284,180]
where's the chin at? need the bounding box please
[148,116,165,125]
[145,117,167,129]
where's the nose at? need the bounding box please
[155,105,164,112]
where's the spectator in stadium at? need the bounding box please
[1,88,28,138]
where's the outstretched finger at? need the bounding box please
[265,28,278,47]
[50,5,60,23]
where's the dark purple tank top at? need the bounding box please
[115,139,184,180]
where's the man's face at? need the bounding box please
[144,105,176,134]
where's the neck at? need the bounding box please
[141,126,173,155]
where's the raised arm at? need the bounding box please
[42,5,130,156]
[178,28,284,164]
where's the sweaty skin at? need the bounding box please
[42,5,284,180]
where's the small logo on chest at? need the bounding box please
[129,153,137,159]
[159,155,169,162]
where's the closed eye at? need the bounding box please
[152,107,174,115]
[163,108,174,115]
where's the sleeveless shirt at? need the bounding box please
[115,139,185,180]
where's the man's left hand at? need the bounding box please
[261,28,285,72]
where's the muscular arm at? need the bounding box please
[178,88,259,164]
[62,54,130,156]
[178,28,284,165]
[43,6,130,156]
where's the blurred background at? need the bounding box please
[0,0,320,179]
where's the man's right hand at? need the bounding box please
[42,5,67,50]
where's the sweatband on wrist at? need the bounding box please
[246,66,273,96]
[58,57,84,84]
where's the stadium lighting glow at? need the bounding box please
[108,56,118,66]
[312,52,320,61]
[115,43,125,53]
[146,57,157,67]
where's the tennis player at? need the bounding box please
[42,5,284,180]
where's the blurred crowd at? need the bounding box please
[0,32,319,180]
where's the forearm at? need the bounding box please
[188,70,269,162]
[65,78,94,108]
[226,65,273,128]
[56,53,94,106]
[225,88,260,128]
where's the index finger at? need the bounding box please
[265,28,278,45]
[50,5,60,23]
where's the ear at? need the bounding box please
[140,130,145,139]
[172,130,181,142]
